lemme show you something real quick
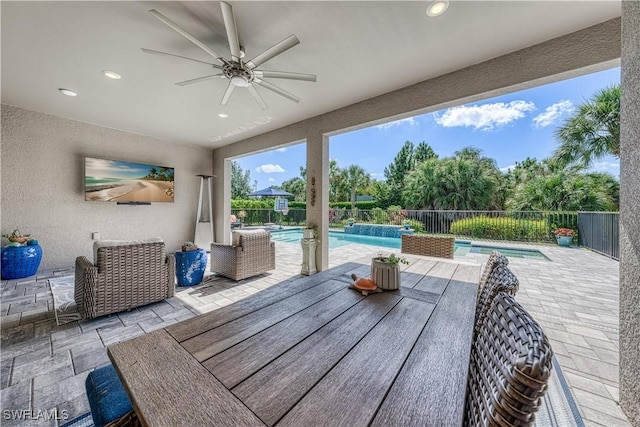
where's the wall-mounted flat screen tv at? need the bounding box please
[84,157,174,203]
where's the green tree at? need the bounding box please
[384,141,415,206]
[414,141,438,164]
[344,164,370,211]
[454,147,502,208]
[231,161,252,199]
[553,85,620,168]
[403,157,496,210]
[507,171,618,212]
[281,177,306,201]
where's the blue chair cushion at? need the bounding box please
[85,364,133,427]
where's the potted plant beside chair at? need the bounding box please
[552,228,575,247]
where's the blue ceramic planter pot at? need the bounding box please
[1,244,43,279]
[175,249,207,286]
[556,236,573,247]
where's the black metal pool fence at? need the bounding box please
[231,208,619,259]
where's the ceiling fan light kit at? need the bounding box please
[143,1,316,110]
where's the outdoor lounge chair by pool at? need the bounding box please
[74,238,175,320]
[210,229,275,280]
[401,234,455,259]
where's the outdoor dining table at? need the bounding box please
[108,255,480,427]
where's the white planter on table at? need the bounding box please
[371,258,401,290]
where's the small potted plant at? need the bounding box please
[552,228,575,247]
[237,210,247,223]
[2,229,31,245]
[347,217,355,226]
[181,241,198,251]
[403,220,411,230]
[371,253,409,290]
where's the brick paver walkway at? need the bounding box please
[0,238,627,426]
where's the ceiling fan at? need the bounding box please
[142,1,316,110]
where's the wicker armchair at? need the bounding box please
[478,251,509,291]
[474,262,519,335]
[465,292,553,426]
[75,239,175,320]
[401,234,455,259]
[210,230,275,281]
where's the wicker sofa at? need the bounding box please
[210,230,275,280]
[401,234,455,259]
[75,238,175,319]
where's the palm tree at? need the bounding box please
[553,85,620,168]
[344,165,370,211]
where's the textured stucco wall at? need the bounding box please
[1,105,213,270]
[620,2,640,425]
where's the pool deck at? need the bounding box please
[0,238,628,426]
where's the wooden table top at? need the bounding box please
[108,256,480,427]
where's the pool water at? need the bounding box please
[269,229,549,260]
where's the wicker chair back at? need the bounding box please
[478,251,509,291]
[474,263,519,335]
[465,292,553,426]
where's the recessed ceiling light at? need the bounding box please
[426,0,449,17]
[218,113,229,118]
[59,88,77,97]
[102,70,122,80]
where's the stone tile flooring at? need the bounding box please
[0,239,629,426]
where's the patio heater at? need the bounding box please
[194,174,214,249]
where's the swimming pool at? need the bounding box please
[269,229,549,260]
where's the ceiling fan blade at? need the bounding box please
[246,84,268,110]
[141,48,223,68]
[246,35,300,69]
[176,74,226,87]
[220,2,242,61]
[254,70,317,82]
[220,81,236,105]
[149,9,225,65]
[254,79,301,103]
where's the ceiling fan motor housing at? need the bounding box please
[224,62,253,87]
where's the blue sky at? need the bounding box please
[236,67,620,191]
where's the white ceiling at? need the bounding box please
[1,1,620,148]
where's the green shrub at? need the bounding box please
[329,201,379,210]
[371,207,387,224]
[407,219,424,233]
[450,216,548,241]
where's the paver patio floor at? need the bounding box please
[0,238,628,426]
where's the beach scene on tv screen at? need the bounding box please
[85,157,174,202]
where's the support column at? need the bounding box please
[212,150,232,245]
[620,2,640,424]
[306,133,329,271]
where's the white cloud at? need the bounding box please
[434,101,535,131]
[500,164,516,173]
[376,117,416,130]
[255,164,285,173]
[532,100,574,128]
[275,147,287,153]
[268,177,276,182]
[370,172,385,178]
